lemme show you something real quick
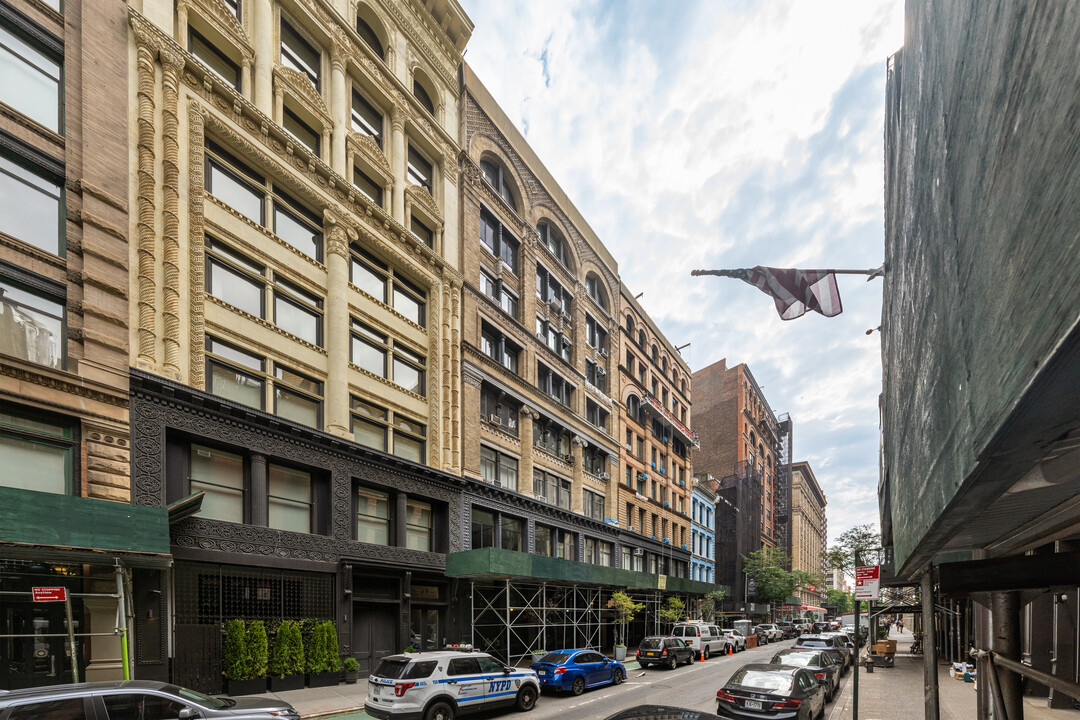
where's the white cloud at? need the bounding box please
[460,0,904,545]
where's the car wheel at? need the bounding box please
[613,668,624,685]
[703,646,711,660]
[515,685,538,712]
[425,701,454,720]
[668,654,678,670]
[687,652,695,665]
[571,677,586,696]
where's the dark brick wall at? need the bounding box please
[692,358,738,479]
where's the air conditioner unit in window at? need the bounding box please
[632,548,644,557]
[599,348,609,358]
[562,336,571,346]
[626,443,633,452]
[489,414,503,425]
[562,454,574,463]
[597,472,610,480]
[628,525,637,531]
[548,299,562,313]
[536,495,548,503]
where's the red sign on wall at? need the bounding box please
[32,586,68,602]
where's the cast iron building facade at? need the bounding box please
[125,0,472,689]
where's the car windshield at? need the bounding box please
[729,670,794,694]
[773,652,816,667]
[177,687,231,709]
[797,639,827,647]
[639,638,663,650]
[539,653,572,664]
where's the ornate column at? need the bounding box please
[391,109,406,223]
[252,0,274,114]
[517,407,538,498]
[188,102,207,389]
[250,453,268,526]
[131,17,159,373]
[571,435,585,514]
[324,210,355,439]
[159,46,185,381]
[330,45,348,174]
[461,365,483,478]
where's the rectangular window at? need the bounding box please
[406,500,432,551]
[479,322,520,374]
[0,18,61,133]
[537,363,572,407]
[350,247,426,325]
[0,276,64,370]
[410,215,433,247]
[586,360,606,393]
[393,345,425,395]
[268,464,311,533]
[536,265,571,316]
[280,18,320,90]
[351,91,383,147]
[407,145,432,192]
[500,516,523,552]
[273,276,322,346]
[190,444,245,523]
[206,150,265,224]
[273,365,322,429]
[392,276,425,326]
[480,386,519,434]
[392,414,425,462]
[189,28,240,90]
[273,197,322,261]
[558,530,575,560]
[206,238,265,316]
[357,486,389,544]
[471,508,495,548]
[351,319,387,377]
[353,165,383,206]
[586,315,607,351]
[351,397,387,452]
[0,408,73,495]
[0,151,63,256]
[584,537,596,564]
[586,399,608,431]
[584,489,604,521]
[535,525,554,557]
[479,208,518,272]
[480,446,518,491]
[282,106,320,156]
[205,337,265,410]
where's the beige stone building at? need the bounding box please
[791,460,827,607]
[616,289,695,575]
[123,0,474,688]
[0,0,173,687]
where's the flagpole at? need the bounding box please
[691,268,884,278]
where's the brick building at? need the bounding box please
[790,461,826,607]
[0,0,171,689]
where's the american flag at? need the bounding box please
[728,266,843,320]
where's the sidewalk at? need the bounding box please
[828,628,1080,720]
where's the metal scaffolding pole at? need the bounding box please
[922,571,940,720]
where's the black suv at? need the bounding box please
[637,636,696,669]
[0,680,300,719]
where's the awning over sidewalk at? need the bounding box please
[0,486,172,569]
[446,547,725,595]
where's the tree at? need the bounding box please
[658,597,686,624]
[700,589,727,623]
[825,523,884,580]
[827,588,853,615]
[607,591,644,646]
[742,547,796,604]
[246,620,268,679]
[222,619,249,681]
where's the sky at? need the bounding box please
[457,0,906,546]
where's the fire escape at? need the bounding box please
[774,414,793,565]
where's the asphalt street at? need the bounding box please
[335,637,859,720]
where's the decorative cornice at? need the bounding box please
[179,0,254,60]
[405,184,442,225]
[0,363,128,408]
[273,64,332,123]
[347,131,392,177]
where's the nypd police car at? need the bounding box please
[365,645,540,720]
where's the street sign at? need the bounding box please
[854,566,880,601]
[32,586,67,602]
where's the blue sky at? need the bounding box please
[458,0,905,545]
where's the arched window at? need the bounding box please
[539,221,571,265]
[661,357,667,373]
[625,315,634,334]
[586,273,608,310]
[749,430,756,445]
[482,160,517,212]
[627,395,645,425]
[356,15,384,59]
[413,78,435,115]
[651,345,658,363]
[638,330,646,348]
[681,379,687,394]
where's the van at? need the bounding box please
[669,622,732,659]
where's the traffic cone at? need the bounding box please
[727,643,733,656]
[700,648,706,662]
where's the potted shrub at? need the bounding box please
[222,619,264,696]
[306,620,342,687]
[245,620,268,693]
[342,656,361,683]
[269,620,305,692]
[607,591,643,661]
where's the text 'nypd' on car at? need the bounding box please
[365,645,540,720]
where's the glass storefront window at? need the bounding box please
[190,444,244,523]
[268,464,311,533]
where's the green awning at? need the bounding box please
[446,547,727,596]
[0,486,171,567]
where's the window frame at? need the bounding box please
[479,207,518,272]
[188,26,240,90]
[0,268,66,371]
[0,136,65,257]
[0,7,63,134]
[350,246,427,326]
[279,16,321,91]
[0,405,76,496]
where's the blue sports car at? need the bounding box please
[530,649,626,695]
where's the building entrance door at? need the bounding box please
[410,607,441,651]
[353,603,396,675]
[0,598,84,689]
